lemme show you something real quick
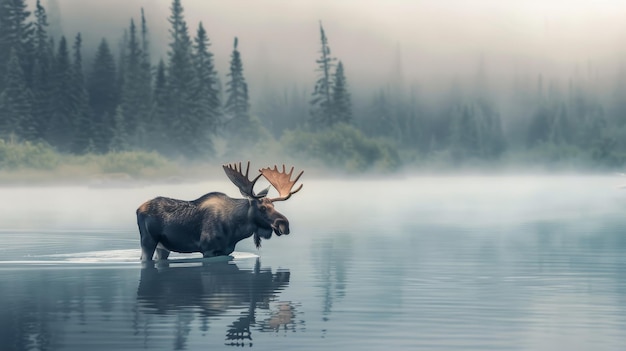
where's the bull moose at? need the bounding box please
[136,162,303,261]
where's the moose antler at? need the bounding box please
[223,161,264,198]
[260,165,304,202]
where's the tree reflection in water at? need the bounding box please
[136,258,300,348]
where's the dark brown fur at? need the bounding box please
[136,192,290,261]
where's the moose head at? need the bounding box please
[223,162,304,247]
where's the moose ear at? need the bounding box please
[256,186,271,198]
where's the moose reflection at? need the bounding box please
[136,259,299,348]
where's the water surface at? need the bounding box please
[1,175,625,350]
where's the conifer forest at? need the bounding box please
[1,0,626,175]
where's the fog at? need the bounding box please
[41,0,626,97]
[1,175,622,232]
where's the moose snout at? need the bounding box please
[272,218,290,236]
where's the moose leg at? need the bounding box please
[155,245,170,260]
[140,235,158,262]
[137,213,157,261]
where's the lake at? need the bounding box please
[1,175,626,350]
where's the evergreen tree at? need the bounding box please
[331,61,352,125]
[193,21,220,135]
[110,105,129,151]
[150,58,168,152]
[166,0,201,156]
[31,0,53,141]
[527,101,557,147]
[88,39,118,153]
[47,36,74,151]
[116,29,128,109]
[363,89,393,138]
[120,18,146,147]
[449,99,505,160]
[309,22,336,129]
[224,37,252,141]
[140,8,150,59]
[567,80,606,150]
[70,33,92,154]
[0,48,33,139]
[136,9,153,148]
[0,0,33,91]
[257,85,308,137]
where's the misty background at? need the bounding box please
[2,0,626,180]
[52,0,626,89]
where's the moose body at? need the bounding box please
[136,162,303,261]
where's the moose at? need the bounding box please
[136,162,303,261]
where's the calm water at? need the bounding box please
[1,175,626,350]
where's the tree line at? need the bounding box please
[1,0,625,171]
[0,0,254,158]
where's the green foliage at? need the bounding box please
[224,37,249,130]
[257,86,308,137]
[110,106,129,152]
[281,123,401,172]
[588,125,626,168]
[120,17,151,148]
[31,0,53,141]
[96,151,174,176]
[165,0,207,157]
[309,22,336,129]
[0,138,59,170]
[223,114,273,157]
[193,22,220,134]
[70,33,93,154]
[47,36,75,151]
[448,99,505,161]
[331,61,352,124]
[0,0,33,92]
[88,38,118,153]
[149,59,168,153]
[0,138,175,180]
[0,49,34,139]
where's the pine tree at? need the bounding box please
[193,22,220,135]
[0,0,11,90]
[224,37,252,142]
[166,0,200,156]
[257,85,308,137]
[32,0,48,67]
[136,9,153,148]
[0,0,33,92]
[110,105,129,151]
[331,61,352,125]
[140,8,149,59]
[0,48,33,139]
[150,58,168,152]
[309,22,336,129]
[88,39,118,153]
[31,0,53,141]
[116,29,127,109]
[449,99,505,160]
[120,18,145,147]
[71,33,92,154]
[47,36,74,151]
[363,89,392,138]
